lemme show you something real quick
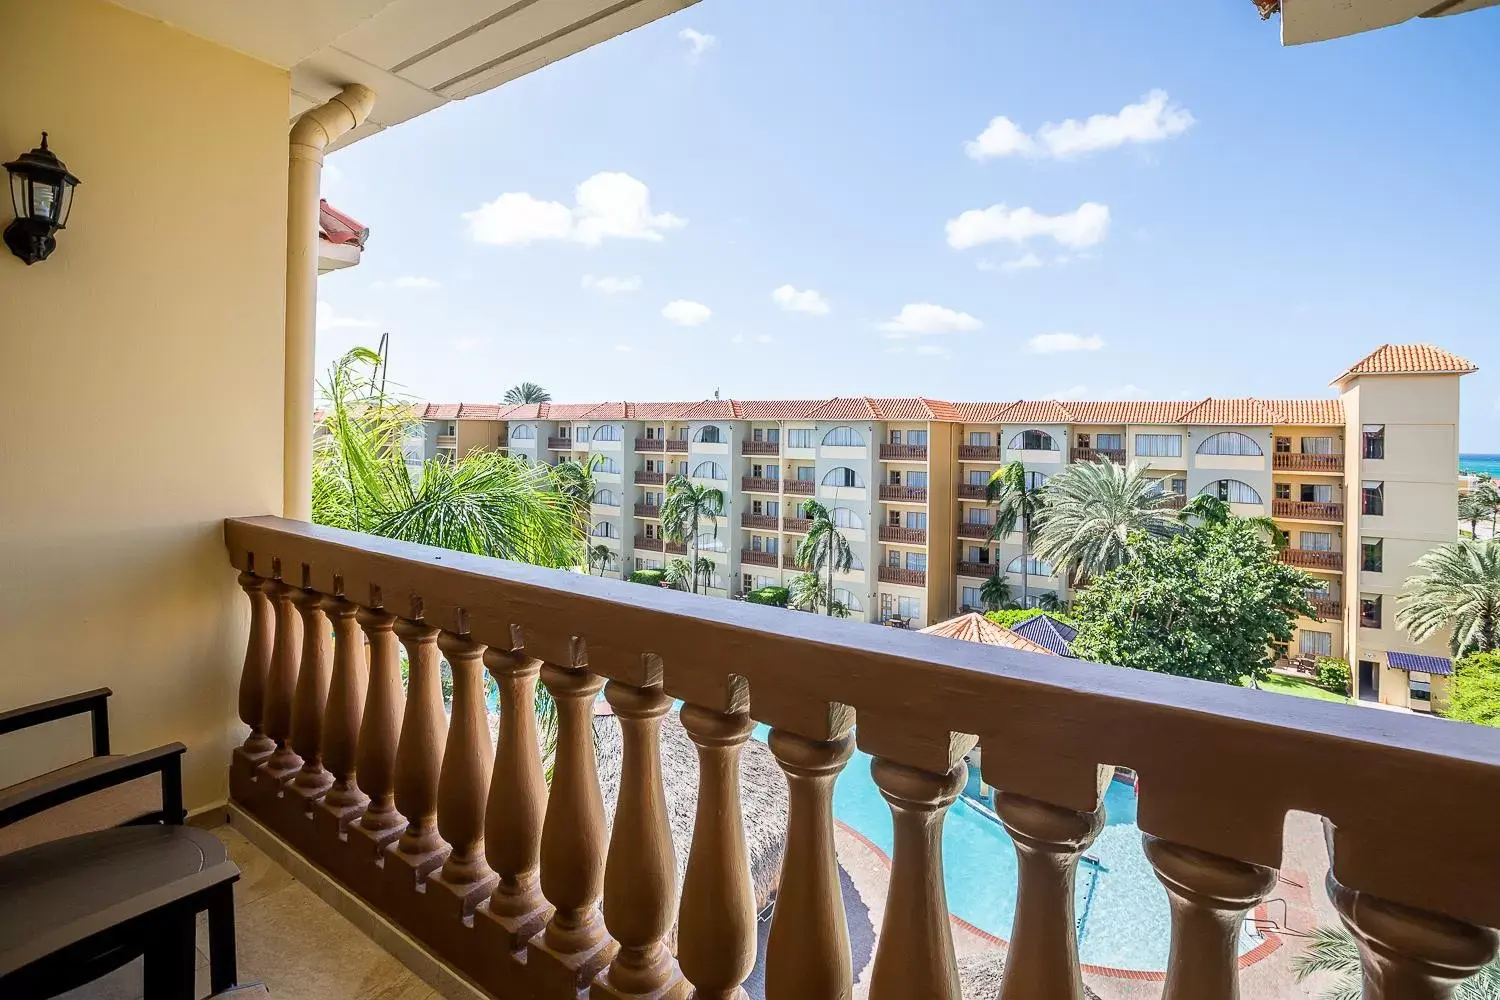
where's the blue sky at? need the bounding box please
[316,0,1500,450]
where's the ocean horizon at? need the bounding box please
[1460,453,1500,477]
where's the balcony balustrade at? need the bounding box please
[435,434,457,449]
[956,561,994,578]
[1160,493,1187,510]
[742,476,781,493]
[958,444,1000,461]
[741,512,779,530]
[782,553,801,570]
[1274,453,1344,473]
[878,564,927,587]
[957,483,986,500]
[782,517,811,534]
[634,437,665,452]
[664,540,687,556]
[957,522,992,539]
[879,525,928,545]
[224,514,1500,1000]
[633,535,663,552]
[1071,447,1125,464]
[1309,596,1342,620]
[741,549,779,568]
[879,444,928,461]
[634,471,665,486]
[633,503,661,519]
[782,479,815,496]
[547,437,572,450]
[742,440,780,456]
[879,484,928,503]
[1282,548,1343,571]
[1273,498,1345,523]
[665,440,688,453]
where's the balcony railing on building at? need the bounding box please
[783,516,811,534]
[1160,492,1187,510]
[1282,548,1343,571]
[634,471,665,486]
[1273,498,1344,522]
[223,515,1500,1000]
[878,564,927,587]
[957,522,991,539]
[957,483,986,500]
[742,476,781,493]
[783,480,815,496]
[958,444,1000,461]
[435,434,457,449]
[741,549,778,568]
[1071,447,1125,464]
[741,512,778,530]
[879,484,927,503]
[633,503,661,519]
[664,540,687,556]
[742,440,780,456]
[1310,595,1342,620]
[879,443,928,461]
[879,525,928,545]
[633,535,663,552]
[665,439,689,453]
[1274,453,1344,473]
[634,437,665,452]
[956,561,993,578]
[547,436,572,450]
[782,552,800,569]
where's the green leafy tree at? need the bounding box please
[986,461,1048,607]
[1179,493,1286,549]
[587,543,614,576]
[660,475,724,594]
[1033,460,1183,581]
[628,568,668,587]
[1459,484,1498,537]
[745,586,790,608]
[789,571,850,617]
[1293,924,1500,999]
[986,608,1078,630]
[1070,516,1316,686]
[1395,539,1500,656]
[795,500,854,616]
[665,557,695,592]
[979,573,1011,611]
[1444,650,1500,727]
[503,382,551,404]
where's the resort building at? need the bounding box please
[423,343,1474,710]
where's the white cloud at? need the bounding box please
[1046,384,1144,401]
[755,333,774,344]
[464,173,685,247]
[772,285,831,316]
[1028,333,1105,354]
[614,344,634,353]
[679,28,718,61]
[316,301,374,331]
[662,300,712,326]
[582,274,643,294]
[878,303,982,338]
[964,91,1194,161]
[1002,252,1045,271]
[730,333,746,344]
[946,202,1110,250]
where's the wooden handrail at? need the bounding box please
[224,515,1500,997]
[1272,499,1344,522]
[1273,453,1343,472]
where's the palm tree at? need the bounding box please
[1396,539,1500,656]
[660,475,724,595]
[1032,461,1183,581]
[1179,493,1287,549]
[986,461,1048,608]
[504,382,551,404]
[1460,485,1497,537]
[587,543,614,576]
[665,557,694,591]
[979,573,1011,612]
[1293,924,1500,999]
[795,500,854,616]
[553,454,603,552]
[789,571,850,617]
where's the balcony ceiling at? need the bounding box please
[1281,0,1500,44]
[111,0,699,148]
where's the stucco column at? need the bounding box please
[283,84,375,519]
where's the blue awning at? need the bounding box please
[1387,651,1454,676]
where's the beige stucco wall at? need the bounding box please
[0,0,289,810]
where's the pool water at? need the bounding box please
[747,722,1260,972]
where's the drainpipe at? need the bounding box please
[283,84,376,520]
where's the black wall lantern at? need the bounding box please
[5,133,80,265]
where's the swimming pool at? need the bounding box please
[747,722,1261,973]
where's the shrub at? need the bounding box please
[1447,650,1500,726]
[1314,656,1351,694]
[628,568,668,587]
[985,608,1077,630]
[745,586,790,608]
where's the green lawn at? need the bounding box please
[1249,672,1351,703]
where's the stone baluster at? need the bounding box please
[289,586,334,801]
[1329,874,1499,1000]
[994,792,1105,1000]
[350,606,405,850]
[677,704,757,1000]
[764,728,855,1000]
[429,631,497,915]
[475,649,551,954]
[1143,835,1279,1000]
[597,681,686,999]
[529,662,615,994]
[386,618,449,882]
[260,576,304,781]
[235,571,275,761]
[867,757,966,1000]
[318,596,369,824]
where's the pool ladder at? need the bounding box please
[1075,853,1106,941]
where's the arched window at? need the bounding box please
[830,507,863,530]
[595,457,621,474]
[822,467,864,488]
[821,425,865,447]
[1201,479,1263,504]
[833,588,863,613]
[591,521,619,539]
[592,489,618,507]
[1006,555,1055,576]
[694,424,723,444]
[1008,430,1058,451]
[1025,471,1049,490]
[691,461,727,480]
[695,532,727,553]
[592,424,621,441]
[1197,432,1263,456]
[510,425,535,440]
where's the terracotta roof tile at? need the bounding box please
[424,403,461,420]
[1176,397,1285,426]
[739,400,829,419]
[918,613,1056,655]
[1262,399,1344,426]
[1333,344,1477,383]
[995,400,1077,424]
[800,398,876,420]
[318,199,368,248]
[456,403,503,420]
[1067,400,1196,425]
